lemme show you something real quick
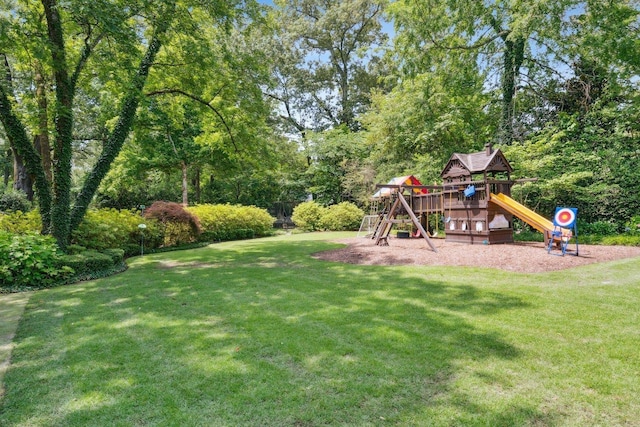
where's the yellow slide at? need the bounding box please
[489,193,553,234]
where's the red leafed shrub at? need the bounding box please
[144,201,201,247]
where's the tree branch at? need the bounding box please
[264,91,306,133]
[426,29,509,51]
[71,31,104,92]
[146,88,238,152]
[1,54,13,87]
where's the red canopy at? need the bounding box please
[371,175,428,199]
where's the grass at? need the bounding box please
[1,231,640,426]
[0,292,30,400]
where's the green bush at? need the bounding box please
[73,208,162,255]
[600,235,640,246]
[513,230,544,242]
[145,201,201,247]
[0,210,42,234]
[102,248,125,264]
[187,204,275,242]
[319,202,364,231]
[578,220,619,236]
[58,250,118,278]
[0,190,32,213]
[0,232,73,290]
[291,201,328,231]
[624,215,640,234]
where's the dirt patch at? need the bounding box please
[156,260,221,269]
[313,237,640,273]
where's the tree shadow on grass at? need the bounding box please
[1,240,559,426]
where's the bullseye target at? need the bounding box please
[554,207,577,228]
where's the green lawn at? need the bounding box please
[1,232,639,426]
[0,292,30,400]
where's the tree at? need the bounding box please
[135,102,204,206]
[361,64,493,183]
[389,0,582,144]
[267,0,389,133]
[0,0,251,249]
[504,52,640,225]
[97,16,277,209]
[303,126,372,205]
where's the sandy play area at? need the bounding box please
[314,236,640,273]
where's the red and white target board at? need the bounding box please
[553,207,577,228]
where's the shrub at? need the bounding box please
[144,201,201,247]
[578,220,619,236]
[0,190,32,213]
[102,248,125,265]
[73,208,162,256]
[600,235,640,246]
[319,202,364,231]
[513,230,544,242]
[624,215,640,234]
[187,204,275,242]
[58,250,118,278]
[0,210,42,234]
[291,201,328,231]
[0,232,73,290]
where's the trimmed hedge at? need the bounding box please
[1,203,277,290]
[187,204,275,242]
[59,249,124,278]
[73,208,162,256]
[319,202,365,231]
[292,201,364,231]
[291,201,328,231]
[0,190,32,213]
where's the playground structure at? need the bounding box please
[368,144,577,253]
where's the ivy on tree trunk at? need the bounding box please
[0,0,176,250]
[70,5,176,233]
[499,37,525,145]
[0,74,53,232]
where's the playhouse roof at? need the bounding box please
[371,175,427,199]
[441,145,513,179]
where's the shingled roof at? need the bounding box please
[441,144,513,180]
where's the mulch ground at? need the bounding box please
[313,237,640,273]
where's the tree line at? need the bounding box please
[1,0,638,250]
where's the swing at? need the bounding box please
[428,195,439,237]
[414,196,430,238]
[433,194,440,237]
[445,185,453,223]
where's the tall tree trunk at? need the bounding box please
[34,65,53,182]
[3,149,10,187]
[0,54,52,231]
[11,148,33,200]
[9,66,50,202]
[42,0,75,249]
[181,161,188,206]
[499,37,525,144]
[193,168,201,204]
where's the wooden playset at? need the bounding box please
[368,144,578,255]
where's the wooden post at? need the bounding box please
[398,192,438,252]
[374,196,402,245]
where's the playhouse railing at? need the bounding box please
[375,179,515,213]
